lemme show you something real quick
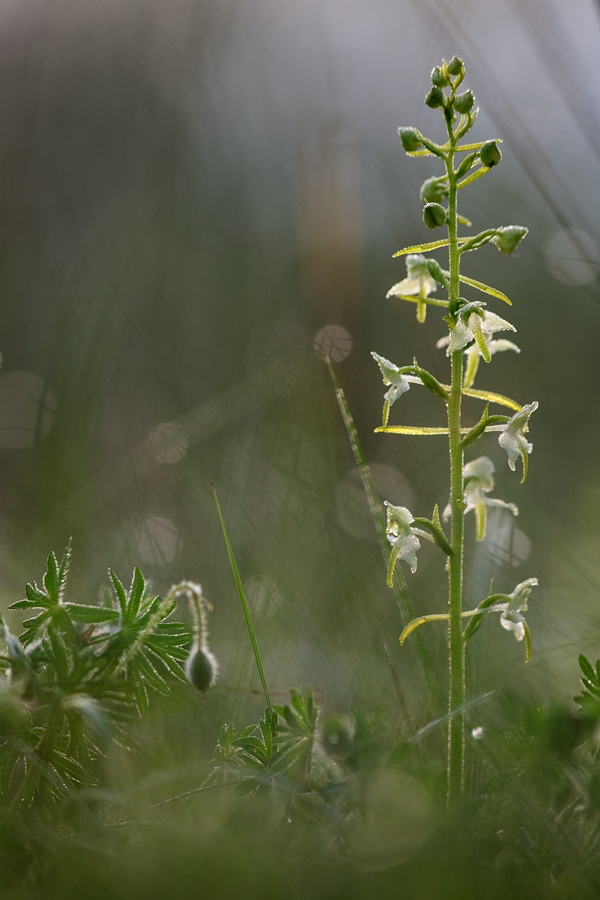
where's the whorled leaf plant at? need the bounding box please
[372,57,539,803]
[0,541,195,817]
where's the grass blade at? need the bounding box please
[212,483,272,714]
[407,691,496,744]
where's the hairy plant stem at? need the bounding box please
[445,126,466,804]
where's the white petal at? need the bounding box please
[446,322,472,355]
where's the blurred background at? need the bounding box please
[0,0,599,744]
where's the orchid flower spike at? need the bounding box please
[461,456,518,540]
[371,352,411,425]
[387,254,439,323]
[384,502,422,585]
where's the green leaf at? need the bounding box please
[109,570,128,617]
[48,627,69,680]
[58,539,72,597]
[25,583,51,607]
[21,611,49,631]
[65,604,120,624]
[112,725,141,751]
[580,654,597,685]
[43,553,61,605]
[127,568,146,623]
[7,599,39,610]
[133,678,149,718]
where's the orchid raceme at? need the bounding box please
[368,56,538,804]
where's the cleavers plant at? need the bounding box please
[373,57,538,803]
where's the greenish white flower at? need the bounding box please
[443,456,518,540]
[387,254,438,323]
[385,502,421,578]
[372,352,411,426]
[437,332,520,388]
[443,309,516,360]
[497,577,538,646]
[495,402,538,481]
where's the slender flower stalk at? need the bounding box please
[374,57,538,803]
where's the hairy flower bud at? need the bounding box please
[431,66,450,88]
[186,644,219,692]
[491,225,528,255]
[398,127,422,153]
[425,86,445,109]
[420,176,448,204]
[447,56,464,77]
[453,90,474,114]
[480,140,502,168]
[423,202,447,229]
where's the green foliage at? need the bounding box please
[0,543,190,815]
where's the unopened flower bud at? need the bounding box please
[447,56,464,77]
[480,141,502,168]
[398,127,422,153]
[431,66,450,88]
[492,225,528,255]
[420,176,448,204]
[453,90,474,114]
[425,86,445,109]
[186,644,219,692]
[423,202,447,229]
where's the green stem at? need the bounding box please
[446,121,466,804]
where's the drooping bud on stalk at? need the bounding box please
[480,140,502,168]
[425,86,445,109]
[453,90,474,114]
[420,176,448,204]
[398,127,422,153]
[180,583,219,693]
[431,66,450,88]
[491,225,528,255]
[447,56,464,77]
[423,202,447,229]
